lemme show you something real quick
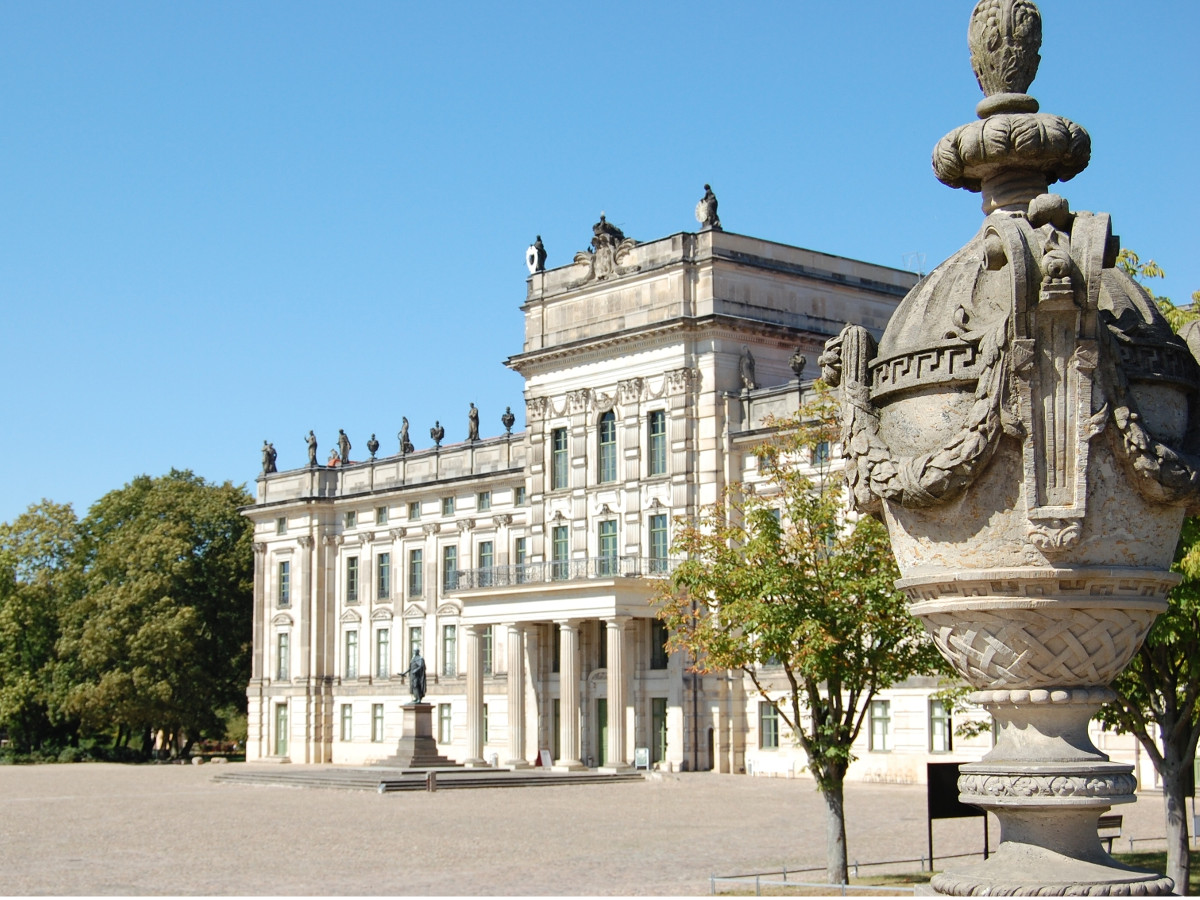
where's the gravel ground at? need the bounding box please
[0,763,1174,896]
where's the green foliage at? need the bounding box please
[655,385,947,880]
[56,470,254,754]
[1117,248,1198,332]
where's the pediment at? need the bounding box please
[271,612,294,627]
[436,600,462,617]
[340,608,362,624]
[370,608,394,622]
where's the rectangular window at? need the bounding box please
[345,510,357,530]
[813,441,831,465]
[650,619,669,670]
[346,556,359,603]
[408,501,421,521]
[478,541,494,587]
[376,628,390,679]
[375,506,388,526]
[344,630,359,680]
[340,703,352,741]
[409,626,423,660]
[276,632,290,681]
[278,560,291,606]
[483,703,489,744]
[409,549,424,598]
[930,699,953,753]
[275,516,287,535]
[438,703,452,744]
[371,703,384,742]
[514,537,528,583]
[441,496,455,517]
[482,625,493,676]
[377,552,391,600]
[598,520,618,576]
[648,410,667,477]
[275,703,289,757]
[869,699,891,752]
[477,491,491,512]
[514,485,527,506]
[442,546,458,591]
[551,427,568,490]
[442,624,457,677]
[598,412,617,483]
[760,701,780,750]
[651,697,668,763]
[649,514,669,574]
[551,525,569,580]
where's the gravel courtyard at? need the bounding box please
[0,763,1173,895]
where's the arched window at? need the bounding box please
[598,412,617,483]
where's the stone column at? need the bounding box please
[554,618,585,770]
[601,616,632,771]
[463,623,487,766]
[504,623,530,768]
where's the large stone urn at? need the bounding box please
[821,1,1200,894]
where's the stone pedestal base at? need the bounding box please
[551,760,587,772]
[373,703,460,769]
[931,688,1172,896]
[504,758,532,769]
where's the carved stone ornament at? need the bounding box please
[421,523,441,535]
[573,213,638,283]
[821,3,1199,894]
[296,535,315,549]
[492,514,513,527]
[457,518,476,533]
[618,377,644,403]
[253,542,267,556]
[525,397,549,421]
[389,527,407,540]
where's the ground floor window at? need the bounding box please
[438,703,452,744]
[372,703,384,742]
[759,701,779,750]
[869,699,891,752]
[930,698,952,753]
[651,697,668,763]
[340,703,352,741]
[274,703,289,757]
[483,703,489,744]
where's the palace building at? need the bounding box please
[244,213,1146,784]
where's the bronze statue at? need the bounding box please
[305,431,318,467]
[398,417,414,454]
[430,421,444,447]
[407,650,427,703]
[337,429,351,465]
[501,406,515,434]
[468,403,479,441]
[367,434,379,460]
[262,440,277,475]
[527,235,547,273]
[695,184,721,230]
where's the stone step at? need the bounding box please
[211,767,644,792]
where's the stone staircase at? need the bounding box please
[212,765,645,793]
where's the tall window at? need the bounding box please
[514,485,527,506]
[551,427,568,490]
[442,624,457,677]
[408,501,421,521]
[477,491,491,511]
[438,703,452,744]
[483,703,489,744]
[275,516,287,535]
[651,697,668,763]
[346,557,359,603]
[376,628,390,679]
[275,703,289,756]
[514,537,528,583]
[344,510,357,530]
[409,549,424,598]
[813,441,831,465]
[276,632,290,681]
[409,626,423,659]
[930,699,953,753]
[650,619,669,670]
[441,496,455,517]
[340,703,352,741]
[344,630,359,680]
[371,703,384,742]
[278,560,291,606]
[648,410,667,477]
[375,506,388,526]
[442,546,458,591]
[598,520,618,576]
[649,514,669,574]
[482,625,493,676]
[479,541,494,587]
[760,701,780,750]
[869,699,891,751]
[551,525,569,580]
[598,412,617,483]
[377,553,391,600]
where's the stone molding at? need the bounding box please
[253,542,267,555]
[970,686,1114,707]
[389,527,407,540]
[296,535,315,549]
[958,772,1136,801]
[492,514,513,527]
[930,872,1173,897]
[422,523,441,535]
[457,518,476,533]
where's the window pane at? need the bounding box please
[599,520,617,576]
[278,560,291,606]
[340,703,352,741]
[409,626,422,660]
[276,516,287,535]
[376,628,390,679]
[648,411,667,476]
[375,506,388,525]
[409,549,423,597]
[442,497,454,517]
[345,630,359,680]
[482,625,493,676]
[515,486,527,506]
[760,702,779,750]
[442,625,457,677]
[651,697,668,763]
[346,557,359,603]
[650,619,669,670]
[870,700,891,751]
[479,541,494,587]
[345,510,356,529]
[442,546,458,591]
[377,553,390,600]
[515,537,527,583]
[276,632,289,681]
[598,412,617,483]
[408,501,421,520]
[438,703,452,744]
[649,514,669,574]
[372,703,384,742]
[552,525,569,580]
[477,491,491,511]
[551,428,568,490]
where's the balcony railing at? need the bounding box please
[450,556,677,590]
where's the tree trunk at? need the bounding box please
[1161,758,1191,893]
[821,779,849,885]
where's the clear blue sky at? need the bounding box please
[1,1,1196,524]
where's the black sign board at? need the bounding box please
[927,762,988,867]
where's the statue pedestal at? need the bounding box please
[374,703,460,769]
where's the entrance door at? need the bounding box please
[596,698,608,767]
[274,703,289,757]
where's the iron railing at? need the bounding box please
[450,556,677,590]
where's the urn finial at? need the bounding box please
[968,0,1042,107]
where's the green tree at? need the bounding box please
[58,470,253,757]
[655,390,946,885]
[0,501,81,752]
[1099,250,1200,890]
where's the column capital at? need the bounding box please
[553,618,581,630]
[602,615,632,628]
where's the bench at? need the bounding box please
[1098,814,1123,853]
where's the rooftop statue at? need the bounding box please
[261,440,277,475]
[337,429,351,466]
[398,417,414,455]
[366,434,379,460]
[820,2,1196,894]
[467,403,479,441]
[430,421,444,448]
[695,184,721,230]
[501,406,515,434]
[573,212,637,283]
[526,235,547,274]
[305,431,318,467]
